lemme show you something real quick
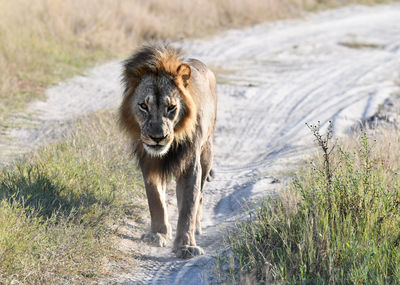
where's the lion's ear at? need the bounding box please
[176,63,191,88]
[123,66,141,92]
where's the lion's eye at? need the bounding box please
[167,105,176,113]
[139,103,148,111]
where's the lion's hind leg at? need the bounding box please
[196,140,213,236]
[195,193,203,236]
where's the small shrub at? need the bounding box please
[221,125,400,284]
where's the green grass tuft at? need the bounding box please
[0,111,144,283]
[220,126,400,284]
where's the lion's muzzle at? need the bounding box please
[149,134,168,144]
[142,133,172,157]
[143,142,171,157]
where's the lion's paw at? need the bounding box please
[141,232,169,247]
[175,245,205,259]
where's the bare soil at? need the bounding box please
[2,4,400,284]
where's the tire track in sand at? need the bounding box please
[1,4,399,284]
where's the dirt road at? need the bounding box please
[125,4,400,284]
[3,3,400,284]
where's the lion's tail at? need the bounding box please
[206,169,215,182]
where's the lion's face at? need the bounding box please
[132,75,183,157]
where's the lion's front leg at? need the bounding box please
[141,168,171,247]
[174,156,204,258]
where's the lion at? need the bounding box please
[119,44,217,258]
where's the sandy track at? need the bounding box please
[123,5,400,284]
[2,3,400,284]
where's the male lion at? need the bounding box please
[119,44,217,258]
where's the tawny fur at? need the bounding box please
[119,44,217,259]
[120,45,197,145]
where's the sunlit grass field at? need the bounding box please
[1,0,395,127]
[1,0,399,283]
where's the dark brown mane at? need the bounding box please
[119,44,199,175]
[118,44,217,257]
[122,44,185,93]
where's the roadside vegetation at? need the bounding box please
[0,111,145,283]
[219,124,400,284]
[1,0,397,128]
[1,0,399,283]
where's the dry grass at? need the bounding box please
[220,127,400,284]
[1,0,396,129]
[1,1,398,282]
[339,41,383,49]
[0,111,145,283]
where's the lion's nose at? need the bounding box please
[149,135,167,144]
